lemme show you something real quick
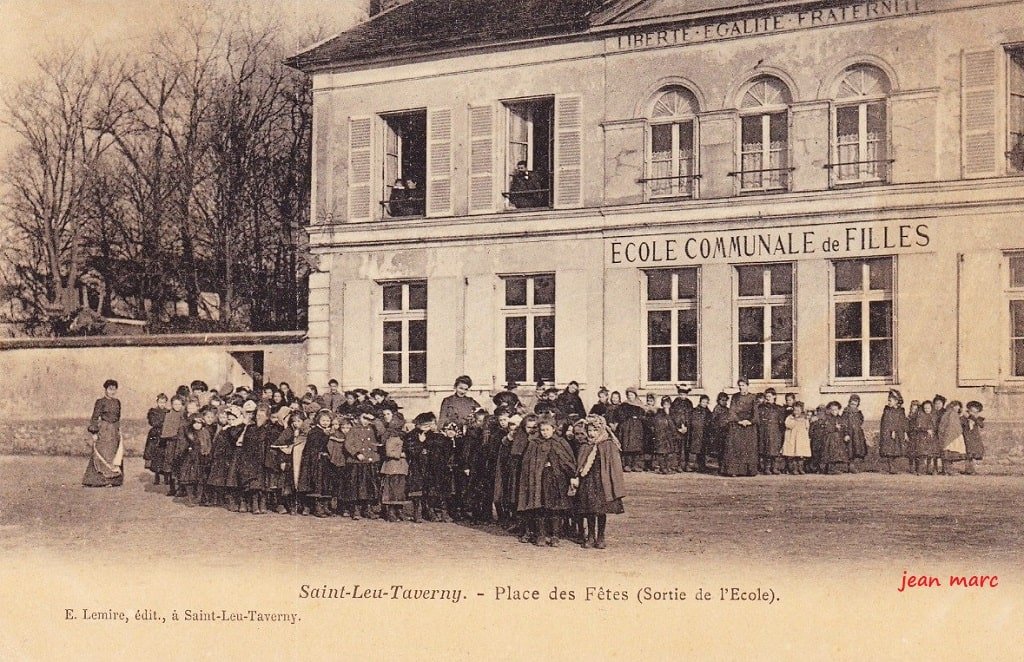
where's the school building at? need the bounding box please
[287,0,1024,420]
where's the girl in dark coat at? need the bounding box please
[517,416,576,547]
[649,397,680,474]
[710,392,731,467]
[757,389,785,474]
[689,395,711,472]
[491,414,518,527]
[841,395,868,472]
[380,435,409,521]
[297,410,333,517]
[613,389,646,471]
[238,405,277,514]
[405,412,437,523]
[911,401,938,475]
[143,394,168,483]
[905,401,921,470]
[589,387,611,418]
[721,381,759,477]
[204,408,234,507]
[425,423,457,522]
[159,396,185,495]
[467,414,501,523]
[669,394,693,472]
[264,410,297,513]
[878,390,908,474]
[821,402,851,473]
[556,381,587,420]
[341,409,381,519]
[572,415,626,549]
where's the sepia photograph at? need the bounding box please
[0,0,1022,658]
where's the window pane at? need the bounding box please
[505,316,526,349]
[866,101,886,134]
[677,308,698,344]
[648,347,671,382]
[1013,300,1024,336]
[534,315,555,349]
[771,305,793,342]
[677,346,698,382]
[383,284,403,311]
[651,124,672,154]
[769,112,787,143]
[533,275,555,306]
[677,268,698,298]
[505,277,527,306]
[836,341,862,378]
[1015,339,1024,377]
[678,121,694,152]
[739,344,764,381]
[834,261,862,291]
[408,282,427,310]
[534,349,555,382]
[837,105,859,138]
[835,302,862,339]
[868,258,892,290]
[383,321,402,352]
[771,344,793,380]
[1011,257,1024,288]
[868,300,892,338]
[647,270,673,300]
[408,319,427,352]
[737,266,764,297]
[738,307,764,343]
[648,310,671,345]
[408,352,426,384]
[505,351,526,383]
[383,354,402,384]
[770,263,793,295]
[741,115,762,146]
[869,339,892,377]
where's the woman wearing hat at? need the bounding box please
[83,379,125,488]
[879,390,908,474]
[611,388,646,471]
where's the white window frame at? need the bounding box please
[733,263,796,384]
[646,118,699,200]
[738,112,790,192]
[830,66,891,186]
[642,268,701,387]
[380,109,427,219]
[829,257,897,383]
[500,274,556,384]
[379,280,427,386]
[502,96,554,210]
[1006,252,1024,377]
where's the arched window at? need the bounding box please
[646,87,700,199]
[739,76,792,191]
[832,65,891,184]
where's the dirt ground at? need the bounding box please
[1,455,1022,568]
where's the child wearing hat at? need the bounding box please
[144,394,169,484]
[757,388,785,475]
[841,395,867,473]
[912,400,938,475]
[821,401,850,474]
[879,390,908,474]
[517,414,576,546]
[612,388,646,471]
[341,406,381,519]
[404,412,439,523]
[572,415,626,549]
[297,409,334,517]
[782,402,812,473]
[424,422,458,522]
[962,401,985,475]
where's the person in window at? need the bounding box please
[404,178,424,216]
[388,178,409,217]
[508,160,544,209]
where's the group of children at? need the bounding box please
[582,384,986,477]
[141,377,626,549]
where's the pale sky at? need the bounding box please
[0,0,369,157]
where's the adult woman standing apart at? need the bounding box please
[83,379,124,487]
[721,379,759,477]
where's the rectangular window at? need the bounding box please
[645,268,699,383]
[1008,47,1024,173]
[648,120,697,198]
[834,101,888,184]
[1008,253,1024,376]
[381,110,427,218]
[380,281,427,385]
[735,263,794,382]
[504,97,553,209]
[502,274,555,383]
[831,257,894,380]
[740,113,789,191]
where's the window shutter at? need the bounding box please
[347,116,373,222]
[554,94,584,209]
[427,107,454,217]
[957,252,1002,386]
[468,105,496,214]
[961,49,998,178]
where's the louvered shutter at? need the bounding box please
[347,116,373,222]
[468,105,496,214]
[427,107,454,217]
[961,50,998,178]
[554,94,583,208]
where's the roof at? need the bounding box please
[592,0,792,25]
[286,0,610,71]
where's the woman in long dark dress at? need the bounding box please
[721,380,759,477]
[83,379,124,487]
[613,389,646,471]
